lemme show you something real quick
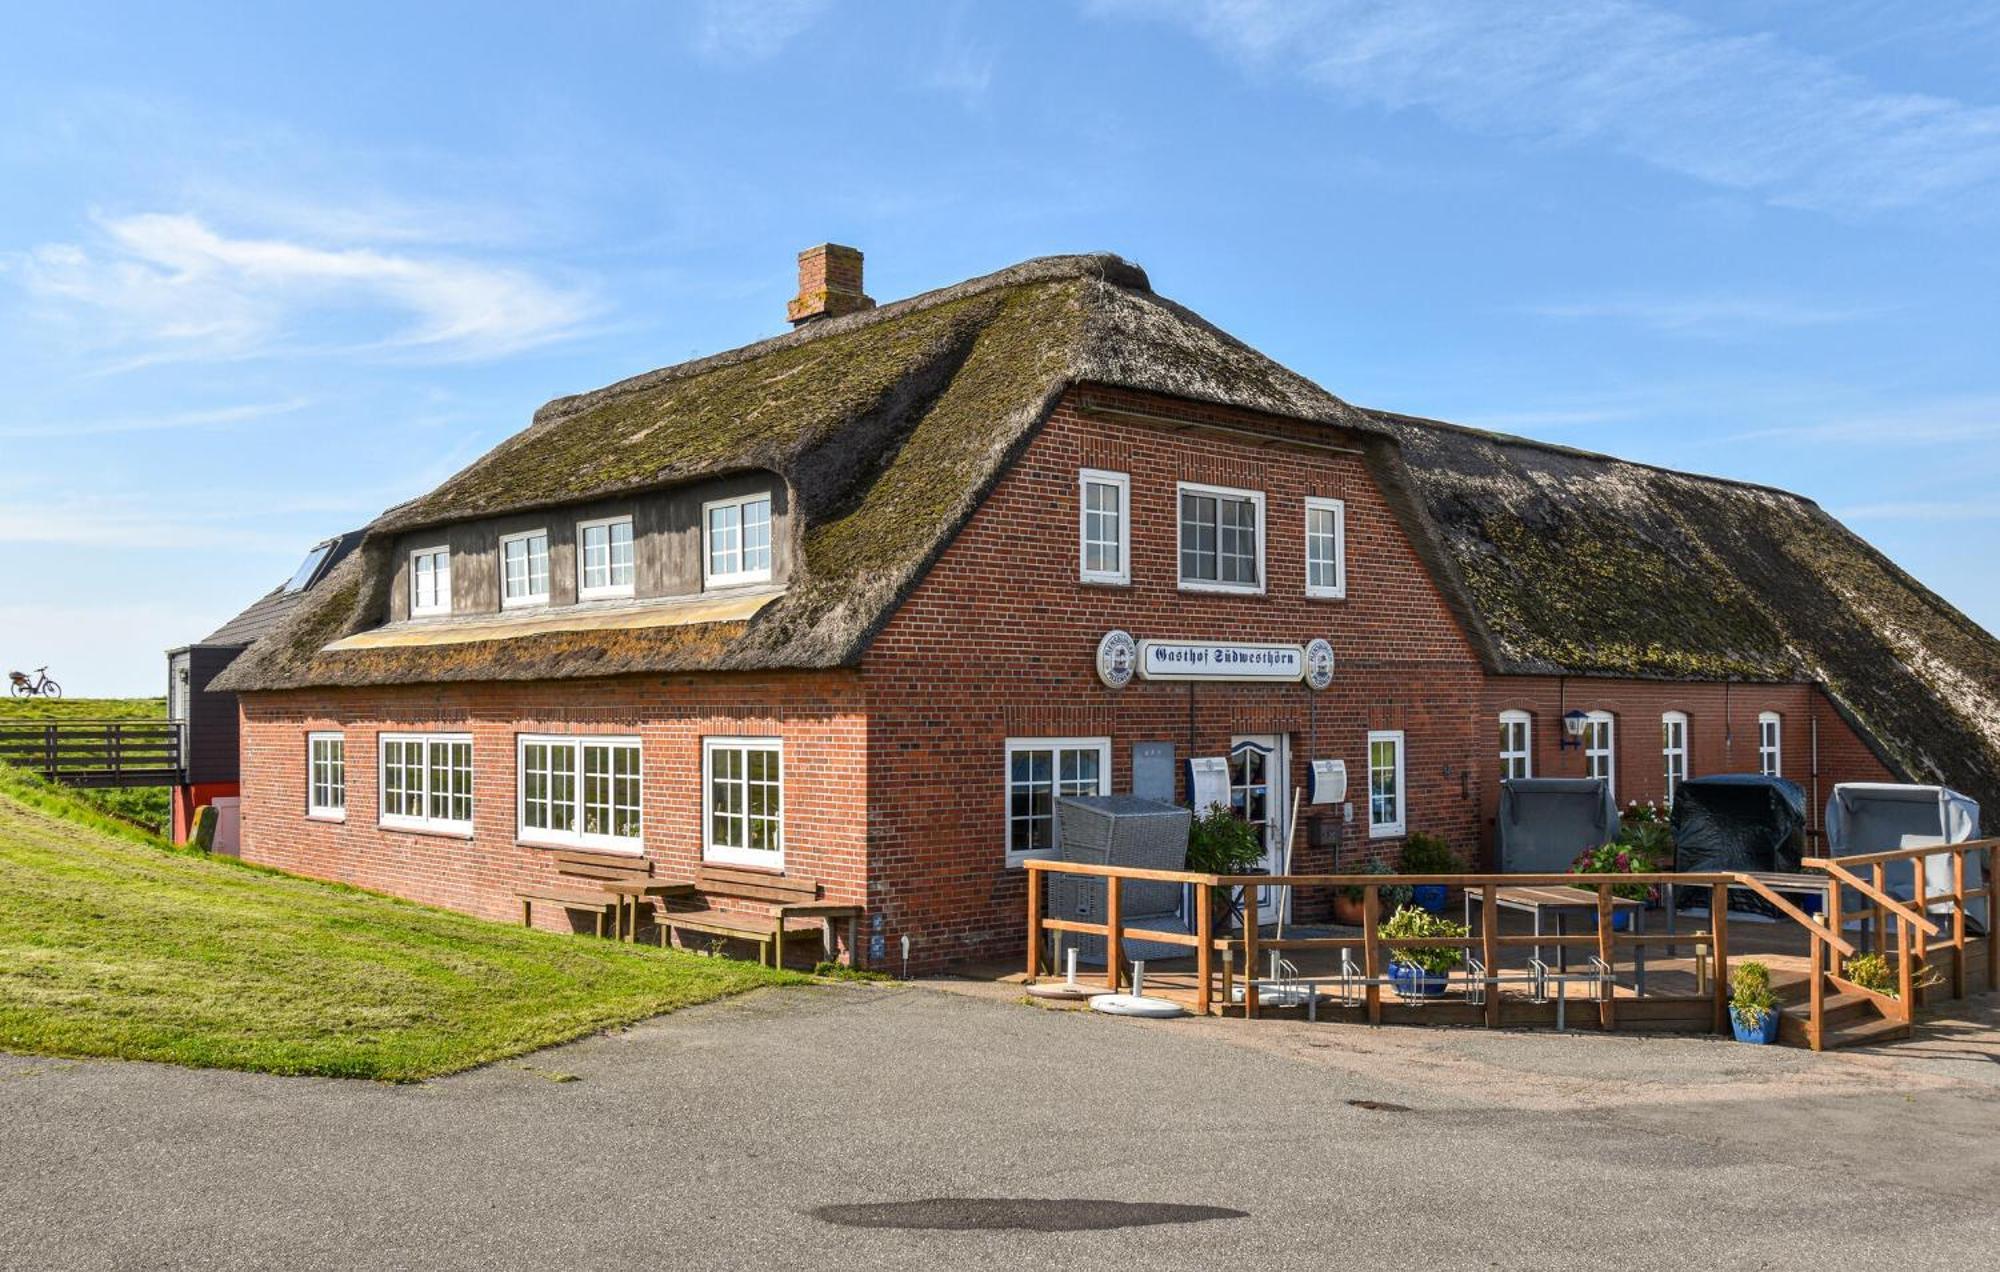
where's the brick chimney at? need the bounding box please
[787,243,874,325]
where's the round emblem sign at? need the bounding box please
[1096,630,1137,689]
[1303,638,1336,691]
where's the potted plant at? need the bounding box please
[1728,961,1782,1044]
[1332,858,1410,927]
[1569,836,1662,930]
[1184,804,1266,931]
[1396,833,1461,914]
[1379,905,1467,998]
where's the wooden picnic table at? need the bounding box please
[1465,885,1650,993]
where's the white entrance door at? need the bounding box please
[1230,735,1289,924]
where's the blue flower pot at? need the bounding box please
[1730,1008,1781,1045]
[1410,884,1448,914]
[1611,910,1634,932]
[1387,960,1451,998]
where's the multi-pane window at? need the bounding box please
[379,734,473,833]
[308,732,346,819]
[519,735,641,849]
[1004,738,1110,862]
[578,516,635,599]
[1304,496,1346,598]
[500,530,551,606]
[1177,482,1264,592]
[1078,469,1129,585]
[1498,711,1532,782]
[704,738,783,867]
[1368,730,1406,837]
[1583,711,1616,801]
[1662,711,1689,805]
[410,546,451,616]
[704,494,774,587]
[1758,711,1782,777]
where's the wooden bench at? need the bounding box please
[517,851,658,939]
[660,865,863,968]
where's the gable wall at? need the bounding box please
[858,386,1488,970]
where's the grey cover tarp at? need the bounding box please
[1050,795,1193,964]
[1825,784,1987,935]
[1496,778,1617,873]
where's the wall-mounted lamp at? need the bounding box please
[1557,708,1590,750]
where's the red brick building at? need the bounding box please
[214,250,1999,971]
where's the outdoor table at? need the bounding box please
[598,878,697,942]
[1464,886,1648,995]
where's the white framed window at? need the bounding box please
[500,529,551,607]
[703,737,783,868]
[577,515,636,600]
[1758,711,1782,777]
[1367,730,1406,838]
[1304,496,1346,598]
[1004,737,1111,864]
[704,493,774,588]
[409,546,451,617]
[379,733,473,835]
[1177,481,1265,593]
[307,732,346,821]
[1662,711,1689,805]
[517,734,642,851]
[1583,710,1616,801]
[1498,710,1532,782]
[1078,469,1130,586]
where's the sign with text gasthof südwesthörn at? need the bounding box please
[1137,640,1304,682]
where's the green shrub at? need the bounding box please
[1396,832,1461,875]
[1338,857,1412,910]
[1184,804,1265,874]
[1379,905,1467,975]
[1729,960,1780,1028]
[1843,952,1897,997]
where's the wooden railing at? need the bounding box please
[1804,837,1997,1019]
[0,719,186,788]
[1025,853,1995,1047]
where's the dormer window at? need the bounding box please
[410,546,451,617]
[704,493,773,588]
[500,530,550,607]
[578,516,635,600]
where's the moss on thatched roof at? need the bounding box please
[214,253,1377,694]
[1372,409,2000,811]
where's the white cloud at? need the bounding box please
[1728,394,2000,445]
[1524,295,1880,335]
[0,600,229,697]
[1099,0,2000,214]
[694,0,833,65]
[0,398,310,439]
[0,490,379,552]
[18,211,600,366]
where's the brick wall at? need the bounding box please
[859,387,1487,970]
[1480,676,1899,857]
[237,672,869,945]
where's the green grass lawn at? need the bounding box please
[0,697,174,835]
[0,766,801,1080]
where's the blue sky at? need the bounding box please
[4,1,1999,695]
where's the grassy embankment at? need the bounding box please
[0,764,800,1080]
[0,696,174,834]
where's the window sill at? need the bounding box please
[1177,582,1267,597]
[1078,576,1130,589]
[380,819,475,840]
[500,597,553,611]
[577,587,636,603]
[704,575,775,592]
[1368,826,1404,841]
[518,835,644,856]
[702,850,785,871]
[306,810,347,824]
[1304,589,1348,602]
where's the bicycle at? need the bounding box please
[8,666,61,699]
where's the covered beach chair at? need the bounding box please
[1495,777,1617,874]
[1825,783,1987,936]
[1670,774,1807,920]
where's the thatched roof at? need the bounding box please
[213,253,1380,694]
[1372,410,2000,810]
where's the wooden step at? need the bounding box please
[1819,990,1881,1027]
[1818,1014,1912,1050]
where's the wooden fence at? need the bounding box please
[0,719,185,788]
[1026,850,1995,1050]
